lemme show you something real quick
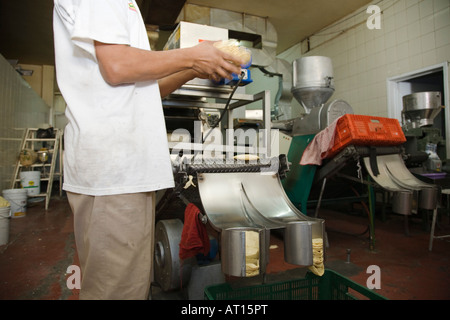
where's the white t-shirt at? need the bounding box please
[53,0,175,195]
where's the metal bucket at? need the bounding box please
[419,187,439,210]
[284,219,325,266]
[392,191,413,215]
[221,227,269,278]
[291,56,335,112]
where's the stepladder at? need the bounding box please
[11,128,63,210]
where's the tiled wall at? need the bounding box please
[283,0,450,118]
[0,55,50,193]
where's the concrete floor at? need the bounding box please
[1,194,449,300]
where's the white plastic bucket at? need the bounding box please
[20,171,41,196]
[2,189,27,218]
[0,206,11,246]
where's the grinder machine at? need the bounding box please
[402,91,447,173]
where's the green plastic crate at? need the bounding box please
[204,269,387,300]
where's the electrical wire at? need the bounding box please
[202,71,245,143]
[190,71,246,162]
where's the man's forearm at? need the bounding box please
[95,41,193,86]
[158,69,199,98]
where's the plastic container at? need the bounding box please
[329,114,406,157]
[20,171,41,196]
[0,205,11,246]
[204,269,387,300]
[2,189,27,218]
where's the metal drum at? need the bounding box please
[284,219,325,266]
[291,56,335,112]
[392,191,413,215]
[419,187,439,210]
[221,227,269,278]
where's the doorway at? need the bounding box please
[387,63,450,159]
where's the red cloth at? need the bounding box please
[179,203,210,261]
[300,116,341,166]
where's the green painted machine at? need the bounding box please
[282,134,316,212]
[279,57,354,212]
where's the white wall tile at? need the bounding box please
[395,10,408,29]
[394,0,407,14]
[383,13,396,33]
[395,26,408,44]
[373,35,386,53]
[356,43,367,60]
[422,48,438,65]
[397,41,410,60]
[419,0,434,18]
[434,7,450,30]
[356,58,367,74]
[407,4,420,24]
[384,31,397,48]
[420,14,436,35]
[409,53,424,69]
[385,46,398,64]
[374,51,387,67]
[407,21,421,41]
[397,58,411,74]
[433,0,449,12]
[406,0,420,8]
[355,29,365,46]
[409,39,422,56]
[421,32,437,51]
[347,32,357,49]
[348,48,357,64]
[435,25,450,47]
[366,38,376,56]
[436,43,450,62]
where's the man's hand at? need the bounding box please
[94,40,245,97]
[188,41,244,82]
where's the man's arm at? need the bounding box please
[94,41,243,91]
[157,69,198,98]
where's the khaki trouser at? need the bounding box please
[67,191,155,300]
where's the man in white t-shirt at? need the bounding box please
[53,0,243,300]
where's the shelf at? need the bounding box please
[19,163,52,168]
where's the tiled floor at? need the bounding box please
[1,194,449,300]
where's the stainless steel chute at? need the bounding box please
[197,171,321,230]
[197,170,325,268]
[363,153,438,213]
[363,155,409,192]
[364,154,434,191]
